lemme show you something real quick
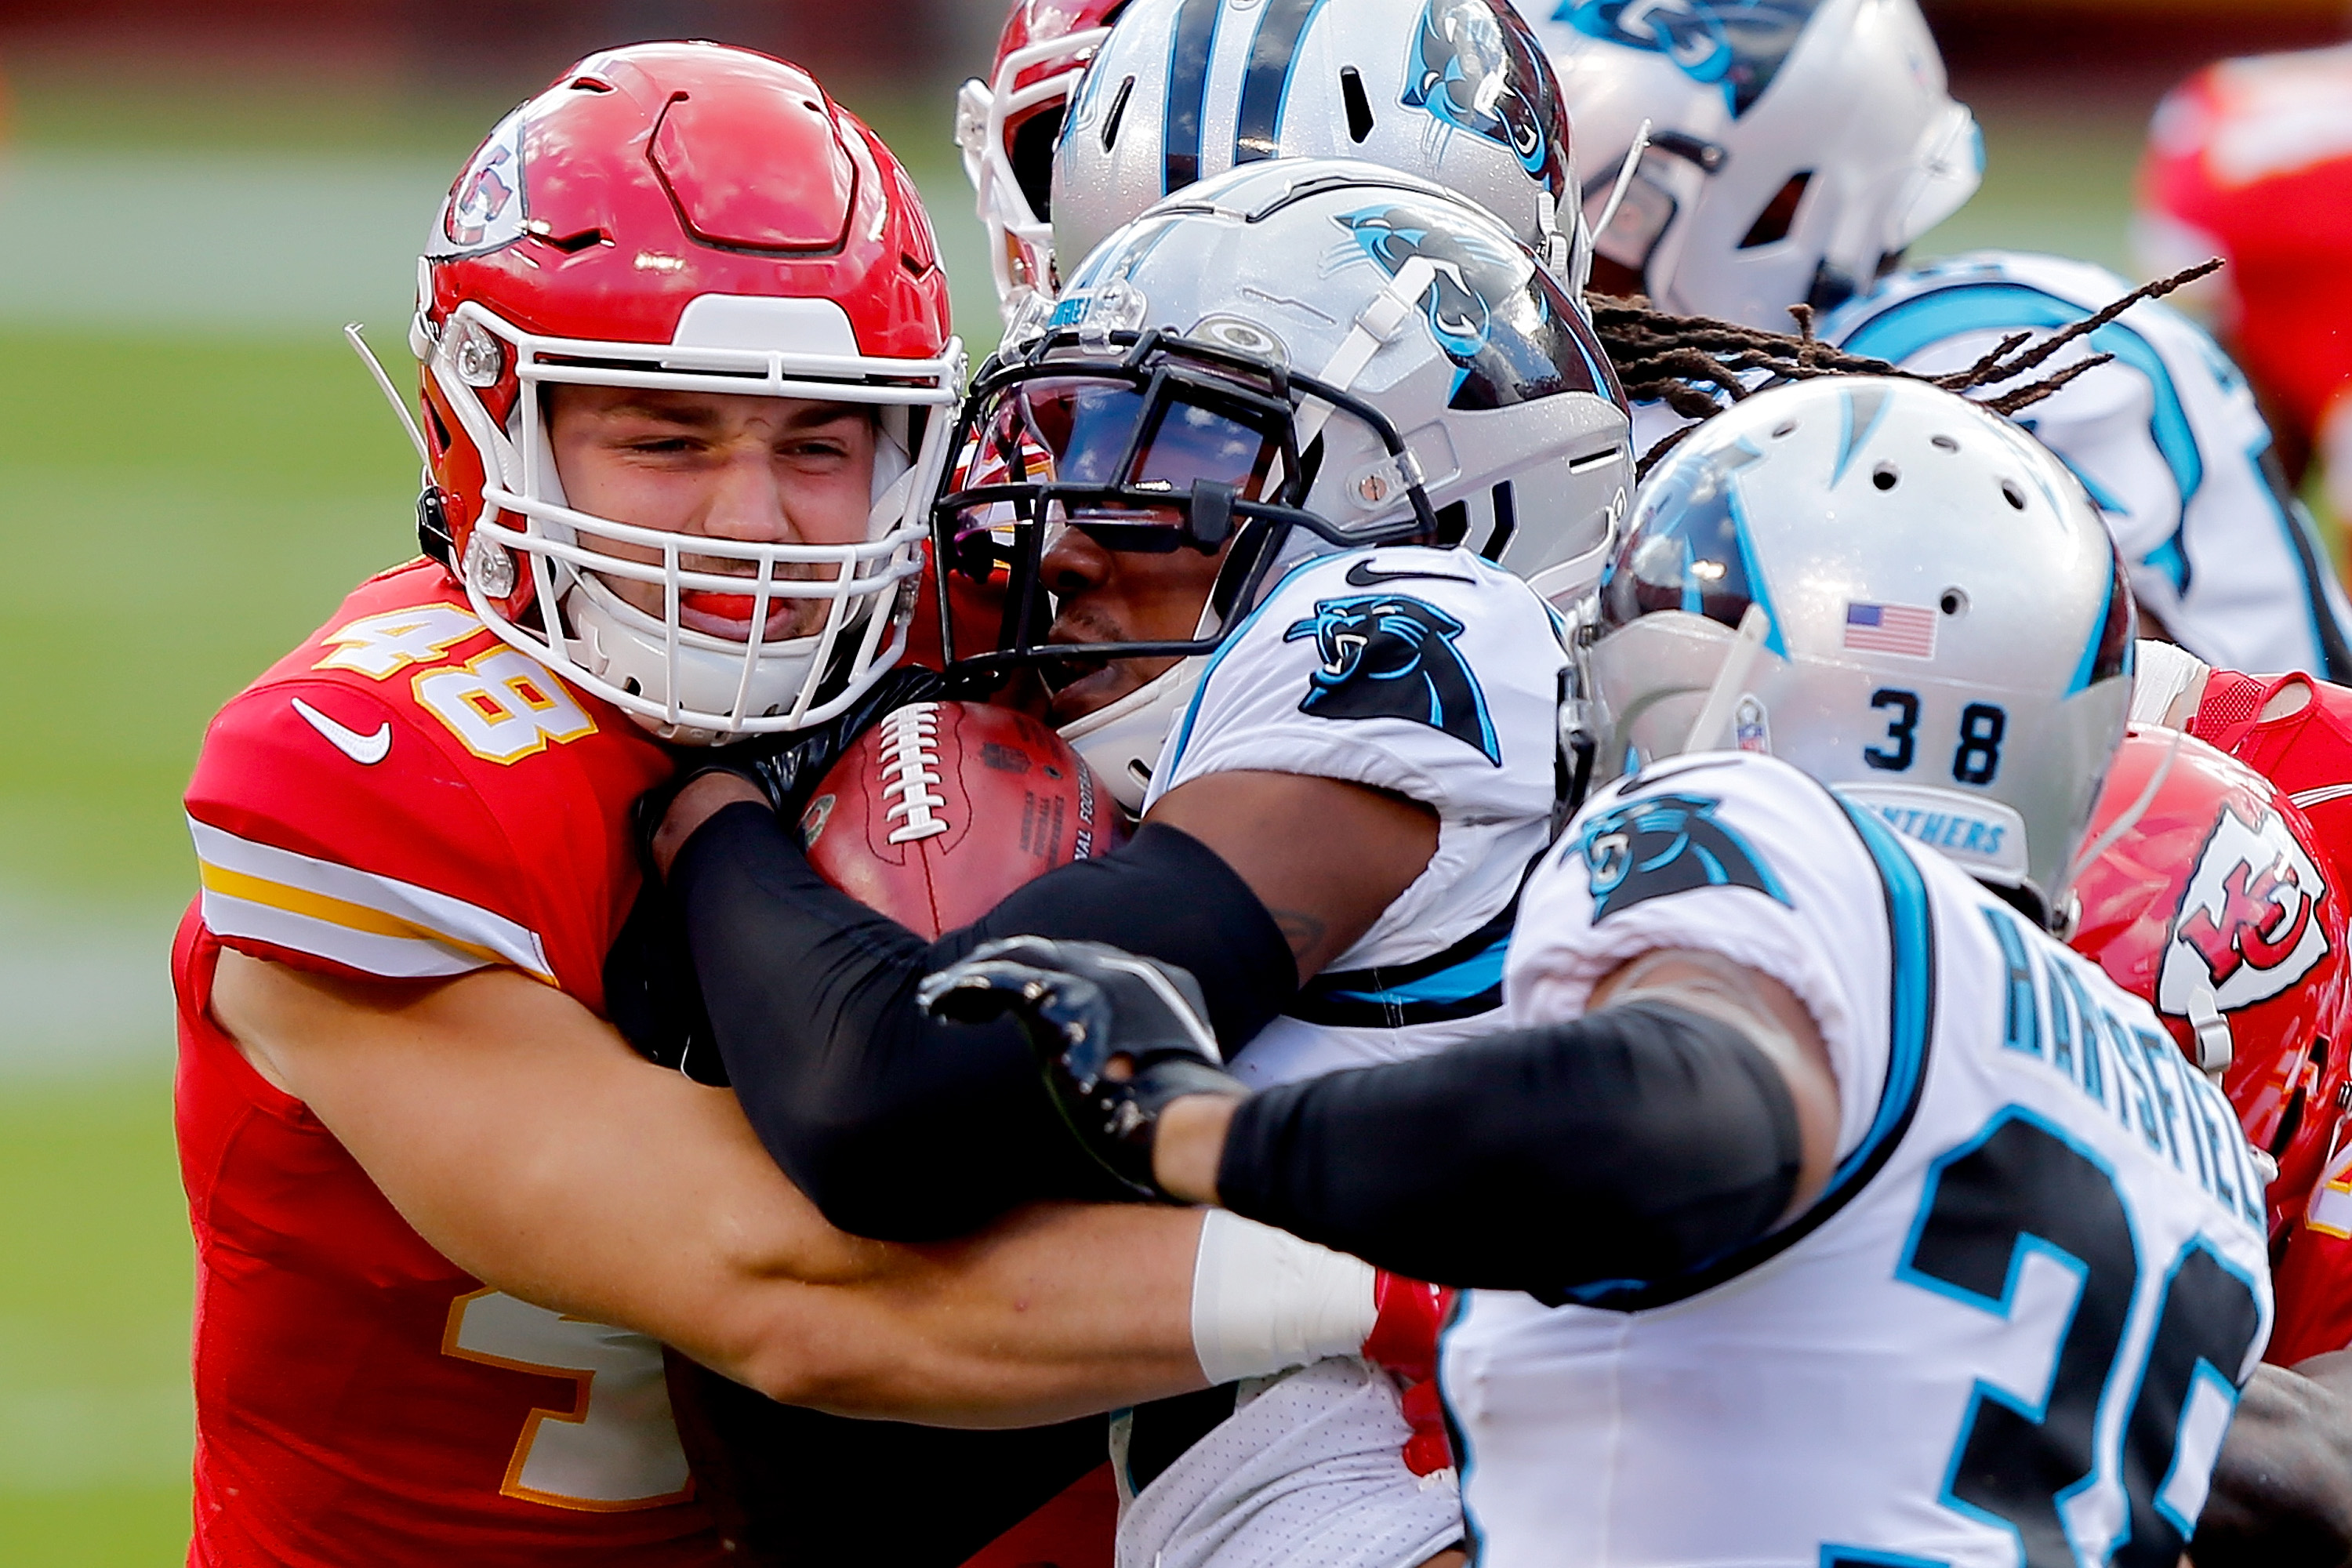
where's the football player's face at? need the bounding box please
[546,385,877,643]
[1036,524,1231,724]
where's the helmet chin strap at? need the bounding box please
[1591,120,1655,255]
[1681,605,1773,754]
[345,324,430,465]
[2062,722,2188,900]
[1290,254,1444,463]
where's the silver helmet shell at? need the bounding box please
[1512,0,1981,328]
[950,157,1634,804]
[1581,376,2134,916]
[1052,0,1590,291]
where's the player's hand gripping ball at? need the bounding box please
[920,936,1245,1200]
[800,702,1124,939]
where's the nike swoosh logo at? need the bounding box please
[292,697,392,765]
[1345,559,1475,589]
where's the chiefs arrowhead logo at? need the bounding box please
[2157,803,2332,1015]
[431,109,528,258]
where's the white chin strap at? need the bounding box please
[1058,659,1207,813]
[559,575,844,749]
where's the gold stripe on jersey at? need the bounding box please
[2311,1155,2352,1242]
[187,816,557,985]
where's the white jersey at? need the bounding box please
[1146,543,1567,1088]
[1120,544,1567,1568]
[1826,250,2352,681]
[1446,752,2274,1568]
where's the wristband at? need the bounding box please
[2129,638,2209,727]
[1189,1208,1378,1385]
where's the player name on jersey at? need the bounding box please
[1980,902,2269,1229]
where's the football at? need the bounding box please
[799,700,1125,939]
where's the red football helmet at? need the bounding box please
[412,42,963,745]
[2136,48,2352,448]
[953,0,1130,321]
[2071,726,2352,1239]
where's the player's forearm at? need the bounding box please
[2194,1354,2352,1568]
[672,804,1294,1240]
[1206,1002,1803,1294]
[212,953,1214,1425]
[731,1202,1210,1427]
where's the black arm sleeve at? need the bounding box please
[1214,1000,1803,1298]
[672,802,1296,1241]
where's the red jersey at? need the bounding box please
[173,561,723,1565]
[2139,47,2352,442]
[2190,668,2352,1362]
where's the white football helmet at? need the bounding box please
[938,158,1634,806]
[1051,0,1591,296]
[1581,376,2135,919]
[1512,0,1981,328]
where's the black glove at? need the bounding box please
[632,664,951,879]
[918,936,1246,1200]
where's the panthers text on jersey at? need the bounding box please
[1827,250,2352,683]
[1116,545,1568,1568]
[1445,751,2273,1568]
[172,561,724,1566]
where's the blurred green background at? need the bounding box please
[0,5,2339,1561]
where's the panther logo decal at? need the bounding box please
[1333,204,1620,412]
[1555,0,1828,117]
[1404,0,1573,201]
[1284,593,1501,764]
[1573,791,1789,921]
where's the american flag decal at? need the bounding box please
[1844,601,1938,659]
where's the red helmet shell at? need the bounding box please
[993,0,1130,114]
[2136,49,2352,441]
[2071,726,2352,1237]
[417,42,952,617]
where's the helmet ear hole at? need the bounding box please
[1739,172,1813,250]
[1871,463,1900,492]
[1341,67,1376,143]
[1102,77,1136,152]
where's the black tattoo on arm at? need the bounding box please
[1269,909,1328,967]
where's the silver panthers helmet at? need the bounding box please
[1512,0,1980,328]
[938,158,1633,806]
[1051,0,1591,298]
[1581,376,2134,920]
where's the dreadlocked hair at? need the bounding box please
[1597,260,2224,479]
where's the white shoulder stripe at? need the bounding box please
[187,816,555,984]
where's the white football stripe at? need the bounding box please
[188,816,554,983]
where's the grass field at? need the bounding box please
[0,56,2168,1565]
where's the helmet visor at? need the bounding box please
[1018,374,1284,501]
[1596,455,1764,634]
